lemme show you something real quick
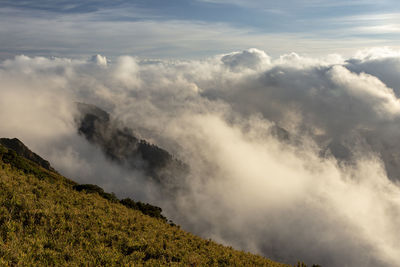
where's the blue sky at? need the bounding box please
[0,0,399,59]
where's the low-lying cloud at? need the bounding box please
[1,48,400,266]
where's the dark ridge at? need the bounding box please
[269,125,290,141]
[0,137,55,172]
[326,141,351,161]
[75,102,188,184]
[76,102,110,141]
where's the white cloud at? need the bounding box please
[90,54,108,67]
[1,49,400,266]
[221,48,271,71]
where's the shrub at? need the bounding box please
[72,184,118,203]
[120,198,167,221]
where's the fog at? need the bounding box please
[1,49,400,266]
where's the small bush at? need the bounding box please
[73,184,118,203]
[120,198,167,221]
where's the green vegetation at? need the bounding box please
[0,143,289,266]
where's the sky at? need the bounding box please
[1,0,400,59]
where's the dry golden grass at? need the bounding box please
[0,144,289,266]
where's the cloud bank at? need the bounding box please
[1,48,400,266]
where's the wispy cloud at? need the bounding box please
[355,24,400,34]
[335,13,400,22]
[197,0,383,9]
[317,12,400,37]
[1,1,400,59]
[1,6,399,60]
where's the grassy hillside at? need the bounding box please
[0,143,289,266]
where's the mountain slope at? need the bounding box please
[75,102,187,185]
[0,142,288,266]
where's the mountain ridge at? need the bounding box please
[75,102,188,185]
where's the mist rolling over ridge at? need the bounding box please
[1,48,400,266]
